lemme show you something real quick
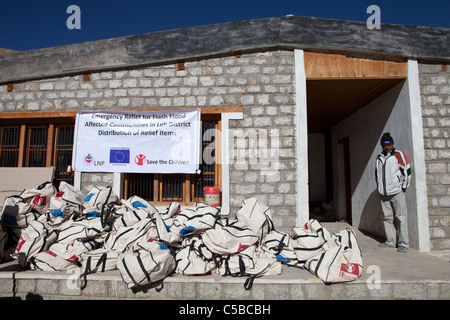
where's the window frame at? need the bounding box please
[0,112,76,186]
[0,125,21,167]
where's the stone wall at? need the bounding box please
[226,51,296,230]
[419,63,450,250]
[0,49,297,231]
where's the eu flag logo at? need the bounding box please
[110,148,130,164]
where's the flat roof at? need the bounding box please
[0,15,449,84]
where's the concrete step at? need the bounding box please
[0,223,449,300]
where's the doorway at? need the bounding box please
[303,52,407,225]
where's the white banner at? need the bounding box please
[72,109,201,173]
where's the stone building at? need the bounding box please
[0,16,449,252]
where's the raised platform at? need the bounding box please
[0,222,449,300]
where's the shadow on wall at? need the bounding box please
[351,79,414,244]
[359,190,385,241]
[332,81,406,227]
[331,75,422,249]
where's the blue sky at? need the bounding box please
[1,0,449,51]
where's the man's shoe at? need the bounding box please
[397,246,408,252]
[378,242,394,248]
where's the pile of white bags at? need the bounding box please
[292,220,363,284]
[0,182,363,289]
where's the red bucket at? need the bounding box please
[204,186,220,207]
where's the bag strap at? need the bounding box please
[243,258,276,290]
[275,234,287,256]
[244,274,261,290]
[167,245,178,278]
[108,228,134,253]
[96,187,113,225]
[136,252,151,286]
[238,256,247,277]
[221,255,247,278]
[80,256,93,290]
[221,256,232,277]
[220,254,263,291]
[121,257,140,288]
[100,204,115,231]
[36,181,52,190]
[80,252,109,290]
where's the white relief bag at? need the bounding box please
[202,219,259,255]
[14,218,57,267]
[82,186,119,218]
[47,238,103,262]
[121,196,158,216]
[1,195,35,228]
[261,230,298,265]
[304,239,363,284]
[153,211,182,246]
[30,249,78,271]
[56,217,105,244]
[291,219,331,266]
[162,202,181,219]
[47,182,85,226]
[79,248,120,289]
[235,197,275,242]
[173,202,220,236]
[175,236,216,276]
[331,228,362,257]
[21,182,57,215]
[117,241,176,289]
[104,218,157,254]
[218,246,282,290]
[0,224,7,261]
[111,203,152,230]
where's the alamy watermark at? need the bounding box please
[366,5,381,29]
[66,265,82,290]
[66,4,381,31]
[202,128,281,176]
[366,264,381,290]
[66,5,81,30]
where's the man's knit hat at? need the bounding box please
[380,132,394,145]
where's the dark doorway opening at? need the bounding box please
[306,78,404,223]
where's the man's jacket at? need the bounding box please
[375,148,411,196]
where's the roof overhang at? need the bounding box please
[0,16,449,84]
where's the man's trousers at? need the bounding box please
[379,191,409,248]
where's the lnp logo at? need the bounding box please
[135,154,146,166]
[84,154,93,165]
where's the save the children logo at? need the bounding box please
[135,154,146,166]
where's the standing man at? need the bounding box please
[375,132,411,252]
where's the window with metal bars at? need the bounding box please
[0,123,74,187]
[123,118,221,204]
[193,121,216,199]
[54,126,75,185]
[0,127,20,167]
[27,126,48,167]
